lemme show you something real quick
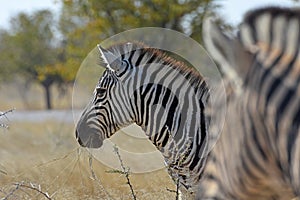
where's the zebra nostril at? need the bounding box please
[75,129,78,138]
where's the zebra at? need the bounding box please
[198,7,300,199]
[75,42,211,197]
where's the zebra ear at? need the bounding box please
[203,19,252,90]
[97,44,122,72]
[203,19,240,80]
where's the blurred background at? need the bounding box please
[0,0,299,199]
[0,0,299,111]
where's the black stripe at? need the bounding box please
[146,54,156,64]
[155,126,169,147]
[153,85,162,105]
[275,88,293,136]
[162,87,171,107]
[161,127,170,147]
[246,101,268,174]
[117,60,130,77]
[199,99,207,149]
[287,105,300,164]
[135,50,146,66]
[140,84,153,124]
[128,49,135,64]
[129,97,138,122]
[189,133,200,170]
[144,87,155,128]
[245,111,268,160]
[133,90,141,125]
[106,100,117,132]
[165,93,178,130]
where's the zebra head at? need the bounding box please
[75,43,136,148]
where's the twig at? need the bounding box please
[165,130,181,200]
[166,187,177,193]
[164,129,193,200]
[88,152,114,199]
[13,182,51,200]
[0,108,15,129]
[2,184,19,200]
[176,179,180,200]
[110,145,137,200]
[36,148,78,168]
[0,109,15,118]
[0,163,7,176]
[0,188,6,195]
[166,178,180,200]
[0,169,7,175]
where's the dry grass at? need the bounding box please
[0,79,178,199]
[0,119,177,199]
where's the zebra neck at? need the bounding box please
[133,82,206,168]
[128,68,209,190]
[131,83,180,149]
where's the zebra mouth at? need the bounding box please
[75,128,103,148]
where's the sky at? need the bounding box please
[0,0,299,29]
[219,0,300,25]
[0,0,60,28]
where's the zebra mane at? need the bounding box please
[239,6,300,54]
[244,6,300,22]
[104,42,207,90]
[238,6,300,87]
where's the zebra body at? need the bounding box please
[199,7,300,199]
[75,42,210,196]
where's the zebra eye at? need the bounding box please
[96,87,106,97]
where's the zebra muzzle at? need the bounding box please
[75,126,103,148]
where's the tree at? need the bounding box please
[0,1,229,109]
[58,0,225,71]
[60,0,221,39]
[0,10,73,110]
[0,29,17,83]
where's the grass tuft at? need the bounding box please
[0,120,177,199]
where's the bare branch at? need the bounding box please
[13,182,52,200]
[111,145,137,200]
[165,130,193,200]
[88,152,114,199]
[0,108,15,129]
[2,183,20,200]
[0,108,15,118]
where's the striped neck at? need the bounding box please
[103,42,210,192]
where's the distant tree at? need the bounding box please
[0,1,230,110]
[0,10,73,110]
[58,0,228,72]
[61,0,224,40]
[0,29,19,83]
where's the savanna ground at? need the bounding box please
[0,81,178,200]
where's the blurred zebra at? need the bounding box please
[199,7,300,199]
[75,42,211,197]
